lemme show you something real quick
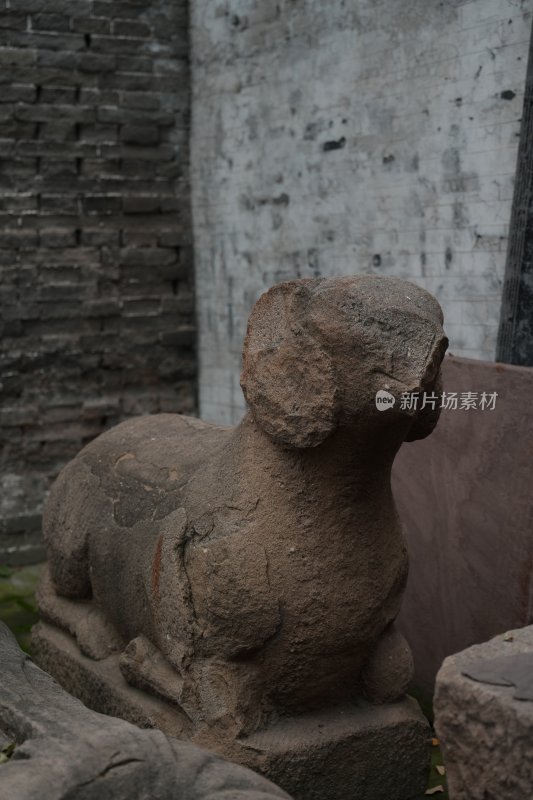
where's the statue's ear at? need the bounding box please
[240,281,337,448]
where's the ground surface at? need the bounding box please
[0,563,448,798]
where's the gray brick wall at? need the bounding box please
[0,0,194,564]
[191,0,532,425]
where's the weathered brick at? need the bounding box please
[121,229,158,246]
[159,326,195,347]
[39,228,77,248]
[115,54,153,73]
[161,292,194,315]
[160,196,180,212]
[39,160,77,179]
[0,161,37,186]
[38,300,85,320]
[26,420,102,443]
[84,298,122,317]
[38,122,77,143]
[123,195,162,214]
[119,91,160,111]
[79,87,119,106]
[121,124,160,145]
[6,31,85,51]
[17,140,97,158]
[158,230,185,247]
[97,105,173,125]
[0,13,27,31]
[0,405,39,426]
[14,103,96,122]
[31,13,70,32]
[8,65,96,87]
[103,143,175,161]
[77,52,117,73]
[11,0,88,13]
[39,85,77,103]
[123,297,161,317]
[151,12,189,40]
[71,17,111,35]
[0,193,37,213]
[121,258,187,282]
[112,20,151,38]
[81,158,121,178]
[0,83,37,102]
[120,159,156,178]
[90,34,148,55]
[39,193,78,214]
[84,194,122,214]
[120,246,177,268]
[92,2,146,19]
[81,228,120,246]
[80,124,118,143]
[156,161,183,179]
[0,47,36,66]
[36,50,78,70]
[103,73,158,92]
[81,396,120,420]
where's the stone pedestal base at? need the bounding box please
[32,621,430,800]
[435,626,533,800]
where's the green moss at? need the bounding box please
[0,563,42,653]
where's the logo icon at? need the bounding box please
[375,390,395,411]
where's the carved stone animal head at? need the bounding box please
[240,276,448,448]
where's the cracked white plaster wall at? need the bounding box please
[191,0,532,424]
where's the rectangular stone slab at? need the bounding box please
[239,699,431,800]
[394,355,533,693]
[32,620,431,800]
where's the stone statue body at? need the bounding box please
[39,276,447,753]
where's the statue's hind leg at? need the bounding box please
[360,623,414,703]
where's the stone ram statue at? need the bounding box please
[35,275,447,800]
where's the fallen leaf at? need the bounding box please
[0,742,15,765]
[436,764,446,776]
[431,737,439,746]
[425,786,444,795]
[503,632,514,642]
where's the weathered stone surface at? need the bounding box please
[0,621,291,800]
[35,276,445,798]
[434,626,533,800]
[32,621,431,800]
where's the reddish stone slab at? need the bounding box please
[394,355,533,693]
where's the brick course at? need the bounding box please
[0,0,194,564]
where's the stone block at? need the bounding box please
[434,626,533,800]
[32,621,430,800]
[1,622,291,800]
